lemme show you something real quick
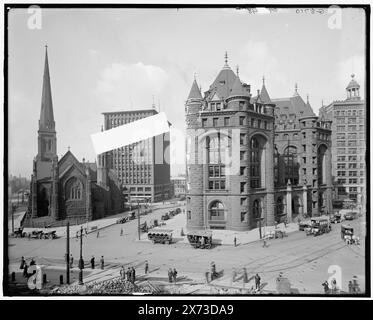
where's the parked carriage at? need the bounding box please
[187,231,213,249]
[147,229,173,244]
[306,217,331,236]
[43,230,58,239]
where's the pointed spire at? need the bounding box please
[39,45,55,131]
[293,83,299,96]
[223,51,230,69]
[187,79,202,101]
[236,65,239,76]
[260,82,272,104]
[262,75,265,85]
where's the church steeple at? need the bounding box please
[37,45,57,166]
[39,45,55,132]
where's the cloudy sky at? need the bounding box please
[8,7,366,177]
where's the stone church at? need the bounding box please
[25,47,124,227]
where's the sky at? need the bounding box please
[8,7,366,178]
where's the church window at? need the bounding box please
[66,178,83,200]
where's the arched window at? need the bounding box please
[66,177,83,200]
[209,201,225,221]
[250,137,260,188]
[253,199,261,219]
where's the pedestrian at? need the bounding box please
[168,268,173,283]
[76,231,79,239]
[352,276,361,293]
[30,258,35,266]
[20,256,25,270]
[331,278,337,294]
[126,268,131,281]
[348,281,353,294]
[205,271,210,284]
[100,256,104,270]
[23,263,28,278]
[234,236,237,247]
[120,266,124,279]
[284,218,287,228]
[243,268,248,284]
[322,281,330,294]
[255,273,261,290]
[173,268,177,283]
[120,228,123,236]
[90,256,95,269]
[97,231,100,238]
[145,260,149,274]
[132,267,136,283]
[70,254,74,268]
[262,238,268,248]
[231,268,236,283]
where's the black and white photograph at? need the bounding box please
[3,3,369,299]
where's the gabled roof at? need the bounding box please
[187,79,202,100]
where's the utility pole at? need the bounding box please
[78,226,84,285]
[66,222,70,284]
[137,200,141,240]
[11,204,15,234]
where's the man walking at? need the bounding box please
[255,273,261,290]
[168,268,173,283]
[234,236,237,247]
[145,260,149,274]
[20,256,26,270]
[100,256,104,270]
[90,256,95,269]
[132,267,136,284]
[126,267,131,281]
[97,231,100,238]
[173,268,177,283]
[120,228,123,236]
[70,254,74,268]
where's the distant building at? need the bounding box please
[102,109,171,203]
[26,47,124,227]
[185,54,333,231]
[320,74,366,209]
[171,176,186,197]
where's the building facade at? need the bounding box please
[26,48,124,227]
[185,55,333,231]
[320,74,366,210]
[171,176,186,198]
[102,109,171,203]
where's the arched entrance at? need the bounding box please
[292,196,302,218]
[275,196,286,223]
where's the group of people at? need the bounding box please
[119,266,137,284]
[19,256,36,278]
[168,268,178,283]
[90,256,105,270]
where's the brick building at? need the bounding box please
[102,109,171,203]
[185,54,333,231]
[26,48,124,227]
[320,74,366,210]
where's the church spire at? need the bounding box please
[187,79,202,101]
[39,45,55,132]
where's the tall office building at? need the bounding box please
[320,74,366,210]
[102,109,171,203]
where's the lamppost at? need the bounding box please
[137,200,141,240]
[77,226,85,285]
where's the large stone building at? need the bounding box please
[320,74,366,210]
[185,55,333,231]
[25,48,124,227]
[102,109,171,203]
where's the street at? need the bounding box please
[8,204,366,294]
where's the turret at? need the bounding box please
[346,74,361,100]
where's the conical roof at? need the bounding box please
[39,46,55,131]
[187,79,202,100]
[260,84,272,103]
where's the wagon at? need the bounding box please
[13,227,24,238]
[187,230,213,249]
[161,213,170,221]
[147,229,173,244]
[43,230,58,239]
[28,230,44,239]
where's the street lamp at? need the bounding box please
[77,226,85,285]
[137,199,141,241]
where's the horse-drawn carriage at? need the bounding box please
[161,213,170,221]
[187,230,213,249]
[27,230,44,239]
[147,229,173,244]
[13,227,25,238]
[43,230,58,239]
[139,222,148,233]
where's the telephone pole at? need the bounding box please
[78,226,84,285]
[137,200,141,240]
[66,222,70,284]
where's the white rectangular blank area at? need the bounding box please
[91,112,170,154]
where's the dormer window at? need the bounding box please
[216,103,221,111]
[219,80,225,85]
